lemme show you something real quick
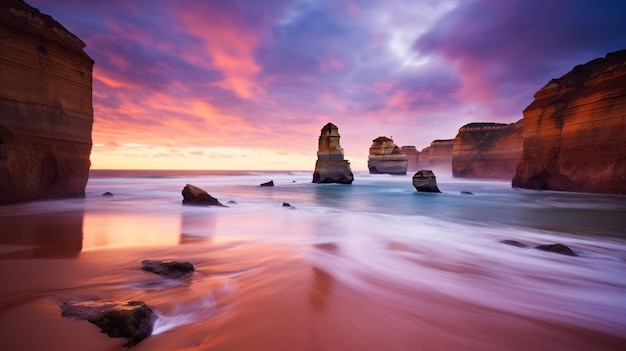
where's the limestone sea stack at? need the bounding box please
[0,0,94,204]
[428,139,454,175]
[412,170,441,193]
[400,146,420,172]
[367,136,408,175]
[512,50,626,194]
[452,121,523,179]
[312,123,354,184]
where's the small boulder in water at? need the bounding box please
[260,180,274,187]
[460,191,474,195]
[227,200,238,205]
[412,170,441,193]
[182,184,224,206]
[282,202,292,207]
[141,259,195,279]
[535,243,577,256]
[60,300,156,347]
[499,239,528,248]
[102,191,114,196]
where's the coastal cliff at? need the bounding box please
[0,0,94,204]
[452,121,523,179]
[367,137,408,175]
[512,50,626,194]
[428,139,454,175]
[312,123,353,184]
[400,146,420,172]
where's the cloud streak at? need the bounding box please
[29,0,626,170]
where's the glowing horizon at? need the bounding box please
[30,0,626,170]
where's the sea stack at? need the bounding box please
[400,146,420,172]
[412,170,441,193]
[367,137,408,175]
[428,139,454,175]
[512,50,626,194]
[0,0,94,204]
[312,123,354,184]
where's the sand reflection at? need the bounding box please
[310,267,333,312]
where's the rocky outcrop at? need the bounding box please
[312,123,354,184]
[428,140,454,174]
[367,136,408,175]
[0,0,94,204]
[452,121,523,179]
[400,146,420,172]
[141,259,195,279]
[418,146,431,168]
[412,170,441,193]
[60,300,156,347]
[512,50,626,194]
[181,184,224,206]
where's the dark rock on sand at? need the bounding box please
[260,180,274,187]
[182,184,224,206]
[412,170,441,193]
[141,259,195,279]
[60,300,156,347]
[499,239,528,248]
[535,243,577,256]
[102,192,114,196]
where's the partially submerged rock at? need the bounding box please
[499,239,528,248]
[312,123,354,184]
[282,202,292,207]
[412,170,441,193]
[141,259,195,279]
[260,180,274,187]
[367,136,408,175]
[535,243,577,256]
[60,300,156,347]
[181,184,224,206]
[102,191,114,196]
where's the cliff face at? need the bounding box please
[428,139,454,175]
[312,123,353,184]
[400,146,420,172]
[0,0,94,204]
[452,121,523,179]
[367,136,408,175]
[418,146,431,168]
[512,50,626,194]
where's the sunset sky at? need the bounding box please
[30,0,626,170]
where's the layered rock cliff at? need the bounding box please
[452,121,523,179]
[512,50,626,194]
[367,136,408,175]
[400,146,420,172]
[312,123,353,184]
[418,146,431,168]
[0,0,94,204]
[428,139,454,175]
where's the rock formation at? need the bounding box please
[418,146,431,168]
[60,300,156,347]
[428,139,454,174]
[452,121,523,179]
[0,0,94,204]
[141,259,195,279]
[181,184,225,206]
[312,123,354,184]
[400,146,420,172]
[412,170,441,193]
[367,136,408,175]
[512,50,626,194]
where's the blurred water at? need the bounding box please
[1,170,625,348]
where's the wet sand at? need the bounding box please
[0,215,624,351]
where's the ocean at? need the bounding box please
[1,170,625,350]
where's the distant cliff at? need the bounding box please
[512,50,626,194]
[0,0,94,203]
[452,121,523,179]
[428,139,454,175]
[367,136,408,175]
[400,146,420,172]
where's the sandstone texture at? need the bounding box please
[312,123,353,184]
[412,170,441,193]
[427,139,454,176]
[400,146,420,172]
[512,50,626,194]
[418,146,431,168]
[367,136,408,175]
[452,121,523,179]
[0,0,94,204]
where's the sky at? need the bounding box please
[29,0,626,170]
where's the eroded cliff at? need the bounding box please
[400,146,420,172]
[312,123,353,184]
[512,50,626,194]
[0,0,94,203]
[428,139,454,175]
[452,121,523,179]
[367,136,408,175]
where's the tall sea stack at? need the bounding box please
[312,123,353,184]
[512,50,626,194]
[367,136,408,175]
[0,0,94,204]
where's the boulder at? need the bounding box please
[512,50,626,194]
[102,192,114,196]
[282,202,292,207]
[367,137,408,175]
[535,243,577,256]
[260,180,274,187]
[499,239,528,248]
[452,121,523,179]
[0,0,94,204]
[60,300,156,347]
[312,123,354,184]
[141,259,195,279]
[412,170,441,193]
[181,184,224,206]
